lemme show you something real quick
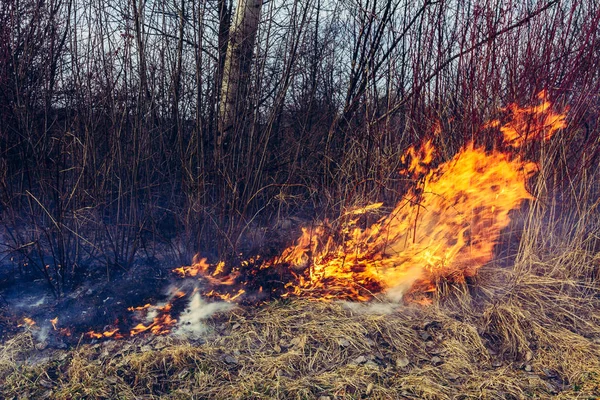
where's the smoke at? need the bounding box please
[384,266,423,303]
[340,265,423,314]
[175,293,234,338]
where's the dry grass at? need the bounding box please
[1,259,600,400]
[2,153,600,400]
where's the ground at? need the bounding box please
[1,258,600,400]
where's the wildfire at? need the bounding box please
[174,91,567,303]
[68,91,567,341]
[85,298,181,340]
[86,328,122,339]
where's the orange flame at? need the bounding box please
[489,90,567,148]
[17,317,36,328]
[86,328,121,339]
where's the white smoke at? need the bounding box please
[175,293,234,338]
[384,265,423,303]
[341,265,423,314]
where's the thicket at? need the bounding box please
[1,0,599,296]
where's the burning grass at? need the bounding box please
[2,252,600,399]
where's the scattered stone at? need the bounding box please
[446,373,459,381]
[231,323,240,330]
[318,396,331,400]
[35,342,48,351]
[420,331,432,341]
[430,356,443,366]
[39,379,53,389]
[224,355,238,365]
[366,382,374,395]
[524,364,532,372]
[396,357,410,368]
[525,351,533,362]
[364,338,376,347]
[492,360,502,368]
[352,355,367,365]
[338,338,350,347]
[274,344,282,353]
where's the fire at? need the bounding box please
[401,138,436,177]
[50,317,58,330]
[85,300,180,340]
[175,91,567,303]
[66,92,567,341]
[130,313,176,336]
[86,329,122,339]
[17,317,36,328]
[489,90,567,148]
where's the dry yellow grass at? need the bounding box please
[1,261,599,400]
[1,150,599,399]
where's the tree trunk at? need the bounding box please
[217,0,262,153]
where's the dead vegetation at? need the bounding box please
[1,152,600,399]
[1,254,599,399]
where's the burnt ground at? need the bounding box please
[0,260,174,344]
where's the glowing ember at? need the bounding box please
[17,317,36,328]
[50,317,58,330]
[174,91,567,303]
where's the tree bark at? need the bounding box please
[217,0,263,152]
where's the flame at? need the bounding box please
[401,138,436,177]
[50,317,58,330]
[177,91,567,303]
[489,90,567,148]
[173,255,211,278]
[17,317,36,328]
[86,328,121,339]
[130,313,176,336]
